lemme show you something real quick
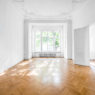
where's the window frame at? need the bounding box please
[34,30,61,53]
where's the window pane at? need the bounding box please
[48,32,53,37]
[55,38,60,51]
[48,37,54,51]
[42,36,48,51]
[42,32,48,51]
[35,31,41,52]
[55,31,60,52]
[48,38,53,46]
[42,31,47,37]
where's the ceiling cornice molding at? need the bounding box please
[24,10,72,20]
[72,0,88,3]
[24,16,72,21]
[24,19,72,24]
[13,0,24,2]
[13,0,88,19]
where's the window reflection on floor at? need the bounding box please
[90,61,95,72]
[28,58,62,86]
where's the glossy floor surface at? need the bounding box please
[0,58,95,95]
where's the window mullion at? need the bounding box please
[41,31,42,52]
[47,31,48,52]
[34,31,36,52]
[53,31,55,52]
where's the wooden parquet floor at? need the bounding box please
[0,58,95,95]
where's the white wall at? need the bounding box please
[67,20,72,59]
[0,0,24,73]
[72,0,95,29]
[63,23,68,59]
[72,0,95,65]
[89,23,95,60]
[24,21,32,59]
[74,27,89,66]
[64,20,72,59]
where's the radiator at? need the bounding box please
[39,53,56,57]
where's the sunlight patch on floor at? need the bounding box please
[0,72,6,76]
[27,58,62,86]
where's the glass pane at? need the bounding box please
[48,46,53,51]
[48,38,53,45]
[55,31,60,52]
[48,32,53,37]
[35,31,41,52]
[48,37,54,51]
[55,38,60,51]
[42,31,47,37]
[42,36,48,51]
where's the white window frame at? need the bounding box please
[34,30,61,53]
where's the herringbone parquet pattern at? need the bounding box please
[0,58,95,95]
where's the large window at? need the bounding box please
[34,30,61,52]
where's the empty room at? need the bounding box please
[0,0,95,95]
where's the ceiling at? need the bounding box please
[13,0,88,19]
[24,0,72,16]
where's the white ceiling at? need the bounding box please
[24,0,72,16]
[13,0,88,19]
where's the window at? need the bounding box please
[35,31,41,52]
[34,30,61,52]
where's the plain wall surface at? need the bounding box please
[74,27,89,66]
[24,21,32,59]
[72,0,95,29]
[0,0,24,73]
[67,20,72,59]
[89,23,95,60]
